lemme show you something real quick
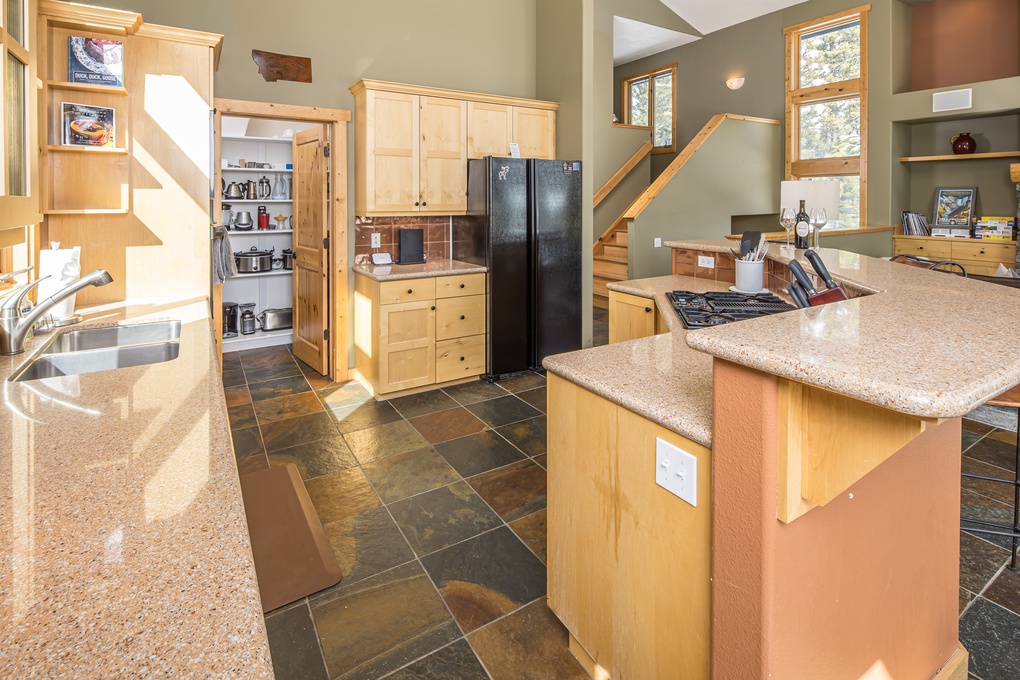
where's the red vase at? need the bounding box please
[951,132,976,155]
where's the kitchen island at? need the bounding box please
[0,298,273,678]
[544,244,1020,680]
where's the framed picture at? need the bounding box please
[932,187,977,227]
[62,102,115,148]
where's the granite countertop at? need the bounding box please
[543,276,729,447]
[353,258,486,281]
[0,299,274,677]
[657,242,1020,418]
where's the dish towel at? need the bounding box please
[213,226,238,284]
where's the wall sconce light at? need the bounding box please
[725,77,745,90]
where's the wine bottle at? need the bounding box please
[795,199,810,249]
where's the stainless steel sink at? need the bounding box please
[10,342,180,382]
[42,321,181,354]
[9,320,182,383]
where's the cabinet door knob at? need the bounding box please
[408,289,413,294]
[414,201,420,206]
[460,315,465,320]
[459,356,465,361]
[430,306,435,310]
[421,201,427,207]
[645,307,651,312]
[459,283,465,288]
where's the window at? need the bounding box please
[785,5,868,229]
[1,0,38,232]
[621,63,676,153]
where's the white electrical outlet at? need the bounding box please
[655,437,697,507]
[697,255,715,269]
[371,232,381,248]
[654,237,662,248]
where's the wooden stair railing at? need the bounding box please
[592,114,781,310]
[593,140,653,209]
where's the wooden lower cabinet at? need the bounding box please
[547,374,711,679]
[893,236,1016,275]
[608,290,665,343]
[356,272,487,396]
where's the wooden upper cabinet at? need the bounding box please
[467,101,513,158]
[420,97,467,213]
[352,80,558,216]
[513,107,557,160]
[362,90,420,213]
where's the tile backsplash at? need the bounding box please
[354,216,451,265]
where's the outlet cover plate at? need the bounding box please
[698,255,715,269]
[371,232,381,248]
[655,437,697,507]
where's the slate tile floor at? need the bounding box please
[225,346,582,680]
[227,346,1020,679]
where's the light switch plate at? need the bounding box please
[654,237,662,248]
[371,232,381,248]
[698,255,715,269]
[655,437,697,507]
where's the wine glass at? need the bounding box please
[780,208,796,249]
[809,208,828,248]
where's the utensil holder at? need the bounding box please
[735,259,765,293]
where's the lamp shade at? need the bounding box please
[780,180,840,222]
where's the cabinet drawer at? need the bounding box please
[379,278,436,305]
[951,241,1015,263]
[436,273,485,298]
[894,238,953,260]
[436,334,486,383]
[952,259,1003,276]
[436,294,486,340]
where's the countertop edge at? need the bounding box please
[352,259,487,281]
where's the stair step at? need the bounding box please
[603,244,628,262]
[593,275,617,298]
[612,231,628,246]
[593,257,628,280]
[593,293,609,310]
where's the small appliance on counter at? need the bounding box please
[239,303,257,335]
[257,308,293,331]
[397,228,425,264]
[223,301,239,338]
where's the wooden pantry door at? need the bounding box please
[292,125,329,373]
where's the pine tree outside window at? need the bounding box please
[621,63,677,154]
[785,5,869,229]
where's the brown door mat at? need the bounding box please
[239,463,342,613]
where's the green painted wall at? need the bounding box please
[629,118,782,278]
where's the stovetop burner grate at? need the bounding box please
[667,290,795,329]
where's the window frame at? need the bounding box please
[1,0,40,233]
[620,62,677,154]
[784,4,869,229]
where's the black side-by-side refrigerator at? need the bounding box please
[452,157,582,380]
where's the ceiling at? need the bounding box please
[614,0,810,66]
[613,17,701,66]
[659,0,809,35]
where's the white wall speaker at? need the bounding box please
[932,88,972,113]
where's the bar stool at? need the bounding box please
[962,384,1020,571]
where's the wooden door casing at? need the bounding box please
[419,97,467,213]
[292,126,329,373]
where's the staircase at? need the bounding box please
[591,114,781,308]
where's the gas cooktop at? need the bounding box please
[667,290,796,329]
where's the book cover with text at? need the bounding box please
[68,36,124,87]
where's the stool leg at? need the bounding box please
[1012,410,1020,571]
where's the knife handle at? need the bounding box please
[787,260,817,296]
[804,249,837,290]
[787,282,811,309]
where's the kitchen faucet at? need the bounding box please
[0,268,114,355]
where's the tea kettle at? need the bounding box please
[224,182,244,200]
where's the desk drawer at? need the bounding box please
[894,238,953,260]
[436,273,485,298]
[436,334,485,382]
[436,294,486,340]
[379,278,436,305]
[951,241,1015,263]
